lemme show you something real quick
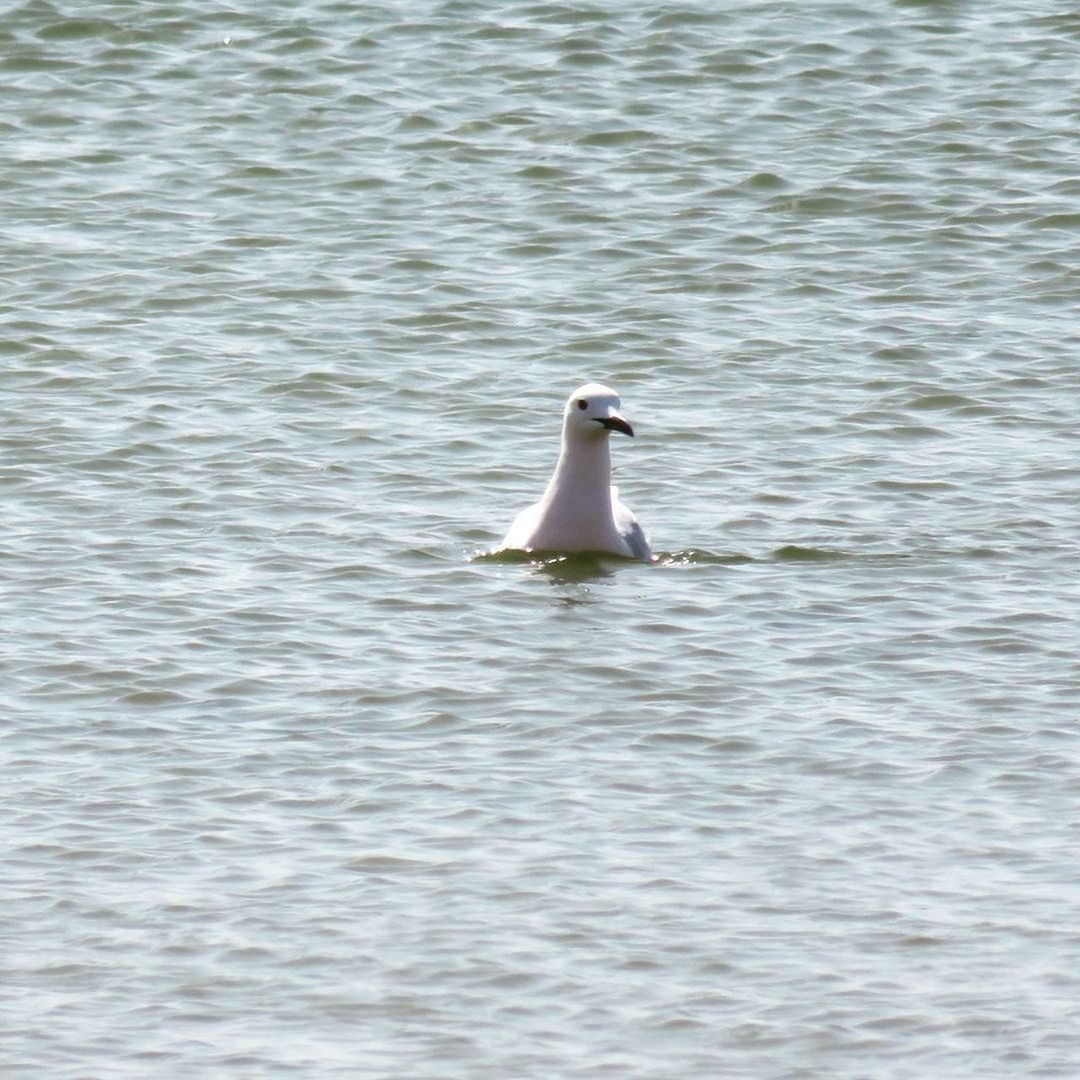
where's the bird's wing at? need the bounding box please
[611,487,653,562]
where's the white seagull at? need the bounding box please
[500,383,654,562]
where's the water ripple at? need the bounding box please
[3,1,1080,1077]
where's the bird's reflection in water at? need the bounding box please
[471,547,649,601]
[532,551,619,587]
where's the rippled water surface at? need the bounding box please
[4,1,1080,1076]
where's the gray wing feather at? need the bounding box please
[612,487,653,562]
[621,518,653,561]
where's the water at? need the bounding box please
[3,1,1080,1076]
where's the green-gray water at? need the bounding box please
[4,2,1079,1076]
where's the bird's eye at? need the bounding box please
[577,399,588,410]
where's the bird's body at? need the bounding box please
[500,383,653,562]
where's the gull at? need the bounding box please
[500,383,654,561]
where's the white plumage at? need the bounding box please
[500,383,653,562]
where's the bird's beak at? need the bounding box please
[599,413,634,437]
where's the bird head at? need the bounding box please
[563,383,634,440]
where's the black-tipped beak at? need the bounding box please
[599,414,634,437]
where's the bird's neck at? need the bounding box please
[545,434,611,503]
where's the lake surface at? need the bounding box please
[3,1,1080,1076]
